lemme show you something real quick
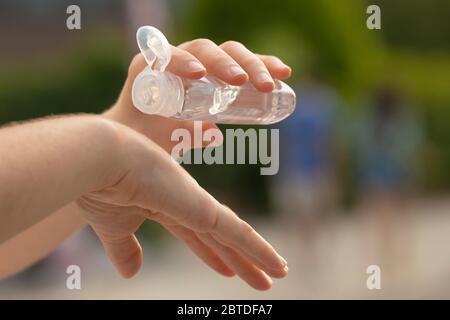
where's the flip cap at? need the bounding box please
[136,26,171,72]
[132,26,184,117]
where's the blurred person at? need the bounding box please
[354,86,423,281]
[0,39,293,291]
[272,72,342,274]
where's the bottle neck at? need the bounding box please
[132,67,184,117]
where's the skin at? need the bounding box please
[0,39,291,290]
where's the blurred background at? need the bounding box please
[1,0,450,299]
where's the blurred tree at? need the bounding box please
[0,32,127,124]
[171,0,382,96]
[369,0,450,51]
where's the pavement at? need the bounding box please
[1,196,450,299]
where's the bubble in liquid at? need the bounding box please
[210,85,239,115]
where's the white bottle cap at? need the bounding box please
[132,26,184,117]
[136,26,171,72]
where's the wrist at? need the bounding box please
[102,100,142,127]
[79,115,125,191]
[102,103,157,149]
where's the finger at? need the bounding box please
[148,212,234,276]
[208,204,287,273]
[256,54,292,80]
[220,41,275,92]
[165,224,235,277]
[179,39,248,85]
[127,53,148,82]
[127,47,207,84]
[150,175,287,273]
[197,233,272,291]
[165,46,206,79]
[210,232,288,279]
[94,230,143,278]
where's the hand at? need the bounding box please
[77,120,288,290]
[104,38,292,153]
[96,38,292,290]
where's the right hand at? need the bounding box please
[77,119,288,290]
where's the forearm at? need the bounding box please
[0,202,85,278]
[0,115,119,244]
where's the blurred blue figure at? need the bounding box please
[354,86,423,279]
[272,75,342,272]
[281,85,337,181]
[355,87,422,194]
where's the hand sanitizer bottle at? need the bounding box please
[132,26,296,124]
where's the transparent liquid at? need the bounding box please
[173,76,296,125]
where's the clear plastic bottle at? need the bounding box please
[132,26,296,125]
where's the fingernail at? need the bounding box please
[188,61,206,72]
[283,265,289,273]
[228,66,247,78]
[258,72,274,84]
[282,65,292,74]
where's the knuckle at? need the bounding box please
[209,210,220,232]
[189,38,216,49]
[241,55,264,69]
[240,220,254,235]
[200,197,220,233]
[182,194,219,233]
[263,54,278,61]
[208,55,230,67]
[205,203,220,232]
[220,40,242,50]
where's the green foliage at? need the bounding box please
[369,0,450,50]
[0,33,127,125]
[172,0,382,95]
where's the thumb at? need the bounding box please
[94,231,143,278]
